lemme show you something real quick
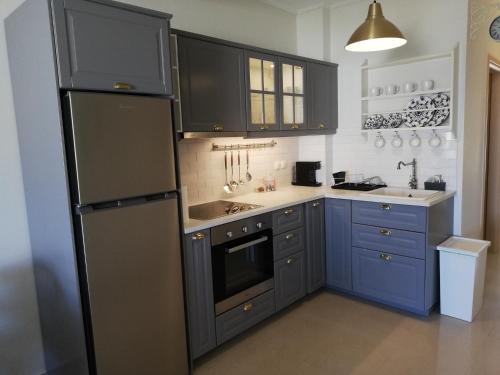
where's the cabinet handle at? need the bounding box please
[286,257,296,264]
[113,82,133,90]
[259,124,269,130]
[379,253,392,261]
[319,123,325,129]
[192,232,205,241]
[291,124,300,129]
[381,203,392,211]
[243,303,253,312]
[213,124,224,131]
[284,208,294,215]
[285,233,294,240]
[379,229,392,236]
[312,202,320,207]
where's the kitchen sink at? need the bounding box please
[360,187,441,201]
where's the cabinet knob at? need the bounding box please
[291,124,300,129]
[213,124,224,131]
[256,222,263,229]
[379,229,392,236]
[242,226,248,233]
[319,123,325,129]
[191,232,205,241]
[381,203,392,211]
[113,82,133,90]
[379,253,392,261]
[284,208,294,215]
[243,303,253,312]
[226,231,233,238]
[259,124,269,130]
[285,233,294,240]
[312,202,320,207]
[286,257,296,265]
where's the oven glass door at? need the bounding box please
[212,229,273,313]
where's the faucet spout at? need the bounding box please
[397,159,418,189]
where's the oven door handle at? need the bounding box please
[226,236,269,254]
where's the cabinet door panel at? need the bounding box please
[178,36,246,132]
[352,247,425,311]
[275,251,306,311]
[183,231,216,359]
[306,200,326,293]
[52,0,171,94]
[279,57,306,130]
[307,63,338,130]
[325,199,352,291]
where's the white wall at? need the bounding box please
[0,1,297,374]
[297,0,468,233]
[461,0,500,238]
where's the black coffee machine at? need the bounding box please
[292,161,322,187]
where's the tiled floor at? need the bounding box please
[195,252,500,375]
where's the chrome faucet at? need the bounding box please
[397,158,418,189]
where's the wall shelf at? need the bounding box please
[362,107,451,116]
[361,88,451,101]
[361,126,452,133]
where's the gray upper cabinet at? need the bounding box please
[245,51,280,131]
[307,63,338,131]
[177,36,246,133]
[183,231,216,359]
[51,0,172,95]
[306,200,326,294]
[280,57,306,131]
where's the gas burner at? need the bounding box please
[189,200,262,220]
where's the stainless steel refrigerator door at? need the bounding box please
[66,92,176,205]
[80,198,188,375]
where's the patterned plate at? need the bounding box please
[428,93,450,127]
[402,95,435,127]
[363,114,384,130]
[382,113,404,129]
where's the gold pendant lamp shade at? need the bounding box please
[345,1,407,52]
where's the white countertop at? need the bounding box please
[183,186,455,234]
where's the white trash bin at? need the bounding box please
[436,236,491,322]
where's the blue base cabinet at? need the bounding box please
[325,199,352,291]
[326,197,453,316]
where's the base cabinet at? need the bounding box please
[183,231,216,359]
[352,247,425,312]
[306,200,326,293]
[325,199,352,291]
[275,251,306,311]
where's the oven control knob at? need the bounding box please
[226,231,233,238]
[242,226,248,233]
[256,222,263,229]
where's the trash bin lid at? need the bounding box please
[436,236,491,257]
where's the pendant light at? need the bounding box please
[345,1,407,52]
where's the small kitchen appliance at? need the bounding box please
[292,161,322,187]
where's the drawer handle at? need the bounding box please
[379,253,392,261]
[284,208,294,215]
[286,257,296,265]
[243,303,253,312]
[379,229,392,236]
[312,202,320,207]
[381,203,392,211]
[285,233,294,240]
[191,232,205,241]
[213,124,224,131]
[113,82,133,90]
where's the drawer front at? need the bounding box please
[352,247,425,311]
[352,201,427,232]
[273,227,305,261]
[352,224,426,259]
[215,290,275,345]
[272,205,304,235]
[274,251,306,311]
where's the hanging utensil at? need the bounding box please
[223,152,232,193]
[230,151,238,190]
[246,149,253,182]
[238,150,245,185]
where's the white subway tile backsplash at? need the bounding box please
[178,137,299,205]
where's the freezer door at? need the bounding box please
[79,198,188,375]
[66,92,176,205]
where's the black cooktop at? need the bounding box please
[331,183,387,191]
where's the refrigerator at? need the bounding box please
[63,92,189,375]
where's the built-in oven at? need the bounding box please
[211,213,273,315]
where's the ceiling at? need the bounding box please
[259,0,359,14]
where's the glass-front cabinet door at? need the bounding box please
[246,52,279,131]
[280,58,306,130]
